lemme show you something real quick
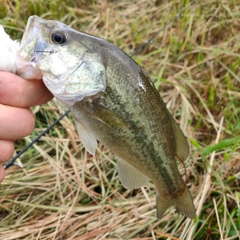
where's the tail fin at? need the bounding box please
[156,187,196,219]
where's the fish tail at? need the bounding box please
[156,187,196,219]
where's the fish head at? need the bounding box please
[20,16,106,106]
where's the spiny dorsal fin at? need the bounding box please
[117,158,148,190]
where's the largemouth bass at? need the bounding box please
[20,16,196,219]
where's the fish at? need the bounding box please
[19,15,196,219]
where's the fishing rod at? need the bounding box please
[4,110,70,169]
[4,0,198,169]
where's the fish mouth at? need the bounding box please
[21,16,41,49]
[20,16,55,65]
[20,16,106,106]
[19,16,43,64]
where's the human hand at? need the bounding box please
[0,72,53,183]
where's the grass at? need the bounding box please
[0,0,240,239]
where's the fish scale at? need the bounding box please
[106,67,180,191]
[71,61,185,198]
[19,15,196,219]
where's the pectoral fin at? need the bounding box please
[76,120,97,155]
[91,103,130,130]
[117,158,148,190]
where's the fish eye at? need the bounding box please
[51,32,67,44]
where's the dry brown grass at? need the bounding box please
[0,0,240,239]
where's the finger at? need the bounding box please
[0,140,14,163]
[0,166,5,183]
[0,104,35,140]
[0,72,53,107]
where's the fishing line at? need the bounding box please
[36,50,57,54]
[4,110,70,169]
[169,134,188,196]
[4,0,198,169]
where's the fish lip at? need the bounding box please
[19,16,44,64]
[21,16,55,64]
[21,16,41,48]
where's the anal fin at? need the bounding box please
[117,158,148,190]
